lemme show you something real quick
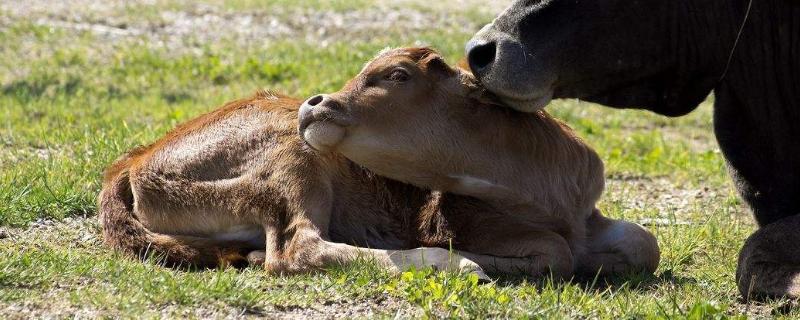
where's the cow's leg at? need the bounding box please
[737,215,800,300]
[576,209,660,276]
[714,91,800,300]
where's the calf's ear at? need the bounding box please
[458,70,504,107]
[421,54,457,79]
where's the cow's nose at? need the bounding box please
[465,39,497,76]
[304,94,326,107]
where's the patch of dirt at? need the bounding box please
[659,125,719,153]
[731,300,799,318]
[1,295,416,319]
[2,216,417,319]
[0,0,511,85]
[10,215,101,248]
[1,0,512,50]
[603,175,750,223]
[256,297,418,319]
[1,302,103,320]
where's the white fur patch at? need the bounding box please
[596,221,649,248]
[447,174,515,200]
[212,225,264,247]
[303,122,346,152]
[596,222,627,247]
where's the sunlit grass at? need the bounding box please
[0,1,789,318]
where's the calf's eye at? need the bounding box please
[385,69,409,82]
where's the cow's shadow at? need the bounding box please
[490,268,696,293]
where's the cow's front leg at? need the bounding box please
[737,214,800,301]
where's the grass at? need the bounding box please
[0,0,793,318]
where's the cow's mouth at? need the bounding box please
[471,66,556,113]
[496,91,554,113]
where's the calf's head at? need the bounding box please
[299,47,501,188]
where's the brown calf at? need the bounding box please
[99,47,659,279]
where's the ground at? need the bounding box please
[0,0,795,318]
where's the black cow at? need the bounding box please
[466,0,800,300]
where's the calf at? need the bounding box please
[99,47,659,279]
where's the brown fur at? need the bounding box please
[301,47,659,276]
[99,48,659,278]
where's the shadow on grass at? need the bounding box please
[490,268,696,294]
[1,77,82,101]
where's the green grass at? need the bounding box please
[0,0,792,318]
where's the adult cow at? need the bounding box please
[465,0,800,300]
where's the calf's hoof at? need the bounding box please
[390,247,490,281]
[247,250,267,267]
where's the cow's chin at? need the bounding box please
[479,75,555,113]
[498,92,553,113]
[302,122,346,153]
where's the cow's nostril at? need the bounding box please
[467,40,497,74]
[306,95,325,106]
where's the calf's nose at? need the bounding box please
[299,94,328,134]
[301,94,341,111]
[465,39,497,76]
[298,94,346,134]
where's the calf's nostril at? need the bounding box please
[306,95,325,107]
[467,41,497,74]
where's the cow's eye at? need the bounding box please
[385,69,409,82]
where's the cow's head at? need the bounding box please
[466,0,731,116]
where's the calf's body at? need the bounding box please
[99,48,659,278]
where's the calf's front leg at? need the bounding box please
[576,209,660,276]
[247,223,488,279]
[457,229,575,279]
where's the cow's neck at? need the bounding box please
[715,0,800,114]
[711,0,800,227]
